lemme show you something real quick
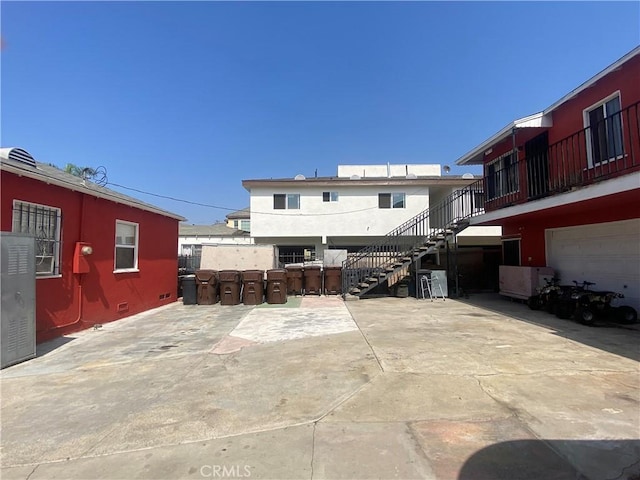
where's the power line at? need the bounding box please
[106,181,432,217]
[107,182,238,211]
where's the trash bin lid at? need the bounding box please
[195,269,217,282]
[219,270,241,282]
[242,270,264,281]
[267,269,287,279]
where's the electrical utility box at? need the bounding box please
[1,232,36,369]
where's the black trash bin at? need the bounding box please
[304,266,322,295]
[181,275,197,305]
[394,277,410,298]
[195,270,218,304]
[219,270,242,305]
[266,269,288,304]
[285,266,304,295]
[242,270,265,305]
[324,266,342,295]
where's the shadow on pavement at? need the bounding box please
[35,335,75,357]
[461,293,640,362]
[459,439,640,480]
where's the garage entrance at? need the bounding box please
[545,219,640,311]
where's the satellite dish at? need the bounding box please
[462,173,475,179]
[294,174,306,180]
[350,174,361,180]
[443,165,451,174]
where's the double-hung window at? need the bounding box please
[115,220,139,272]
[378,193,405,209]
[12,200,61,276]
[584,92,624,167]
[273,194,300,210]
[487,151,518,200]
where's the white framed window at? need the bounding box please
[378,193,405,209]
[232,219,251,231]
[114,220,139,272]
[487,150,519,200]
[12,200,62,277]
[584,92,624,167]
[323,191,339,202]
[273,193,300,210]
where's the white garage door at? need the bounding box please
[546,219,640,311]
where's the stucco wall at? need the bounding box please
[337,164,441,178]
[1,171,179,343]
[178,234,253,253]
[250,185,430,238]
[200,244,277,271]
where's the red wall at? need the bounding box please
[499,188,639,267]
[548,55,640,145]
[1,172,179,343]
[483,54,640,209]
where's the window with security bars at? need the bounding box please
[12,200,62,276]
[115,220,139,271]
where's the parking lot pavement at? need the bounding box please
[1,294,639,480]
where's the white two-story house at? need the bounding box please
[243,164,501,273]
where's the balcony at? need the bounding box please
[484,101,640,212]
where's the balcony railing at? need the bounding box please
[485,101,640,211]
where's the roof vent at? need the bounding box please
[294,174,306,180]
[350,174,361,180]
[462,173,475,179]
[406,173,417,179]
[7,148,36,167]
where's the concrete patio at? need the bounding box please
[1,294,638,479]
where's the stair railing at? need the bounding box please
[342,180,484,295]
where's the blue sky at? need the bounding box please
[2,1,638,224]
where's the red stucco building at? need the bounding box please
[456,46,640,310]
[1,147,184,343]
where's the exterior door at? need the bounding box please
[525,132,549,199]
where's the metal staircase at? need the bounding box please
[341,180,485,298]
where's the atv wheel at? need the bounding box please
[554,302,574,320]
[575,306,596,326]
[616,306,638,324]
[528,295,542,310]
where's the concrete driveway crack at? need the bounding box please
[345,303,384,373]
[606,457,640,480]
[310,422,316,480]
[24,464,39,480]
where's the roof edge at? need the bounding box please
[1,161,185,221]
[455,46,640,166]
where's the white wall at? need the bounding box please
[178,235,253,254]
[337,164,441,178]
[200,244,277,271]
[250,185,430,238]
